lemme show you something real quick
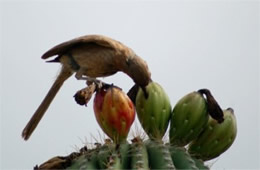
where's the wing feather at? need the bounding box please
[41,35,123,59]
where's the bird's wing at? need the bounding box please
[41,35,124,59]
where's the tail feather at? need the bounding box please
[22,67,73,140]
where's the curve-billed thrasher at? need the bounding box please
[22,35,151,140]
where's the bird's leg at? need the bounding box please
[87,78,103,89]
[75,70,87,80]
[75,71,103,89]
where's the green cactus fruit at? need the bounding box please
[170,91,209,146]
[136,82,172,139]
[188,108,237,161]
[93,86,136,144]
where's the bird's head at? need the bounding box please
[124,55,151,88]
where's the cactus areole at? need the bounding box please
[93,86,135,143]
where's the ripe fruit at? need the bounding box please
[93,86,135,143]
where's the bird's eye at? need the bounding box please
[125,58,131,67]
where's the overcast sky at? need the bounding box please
[1,0,259,169]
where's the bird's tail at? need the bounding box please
[22,67,73,140]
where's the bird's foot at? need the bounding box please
[86,78,103,89]
[75,73,102,88]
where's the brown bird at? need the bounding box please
[22,35,151,140]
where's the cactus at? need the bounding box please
[93,85,135,144]
[24,35,238,169]
[135,82,172,139]
[169,146,200,170]
[36,138,209,169]
[188,108,237,161]
[34,83,236,169]
[170,91,209,146]
[130,137,149,169]
[145,140,175,169]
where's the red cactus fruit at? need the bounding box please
[93,86,135,143]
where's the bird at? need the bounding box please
[22,34,151,140]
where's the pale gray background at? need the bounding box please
[1,0,259,169]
